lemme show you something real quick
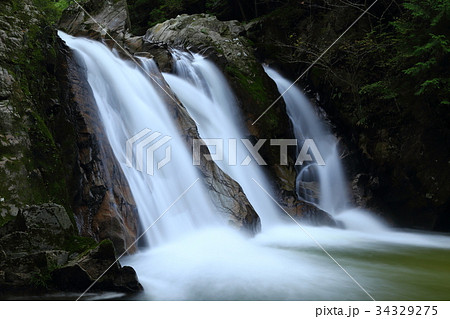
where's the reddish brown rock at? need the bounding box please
[57,39,139,254]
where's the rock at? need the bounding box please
[145,14,292,159]
[0,0,44,209]
[52,240,143,293]
[278,191,338,227]
[56,38,139,254]
[21,204,74,237]
[139,42,173,73]
[0,204,142,295]
[59,0,130,43]
[147,69,261,232]
[0,204,73,291]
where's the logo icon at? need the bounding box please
[126,129,172,176]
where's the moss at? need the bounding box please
[62,235,99,255]
[224,63,280,134]
[30,270,52,289]
[29,258,61,289]
[0,214,15,227]
[228,66,268,105]
[0,0,75,225]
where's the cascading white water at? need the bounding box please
[264,66,349,215]
[163,50,284,229]
[59,33,450,301]
[58,31,222,247]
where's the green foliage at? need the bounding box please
[0,214,15,227]
[63,235,98,255]
[128,0,205,34]
[361,0,450,106]
[32,0,71,24]
[127,0,287,34]
[30,259,61,289]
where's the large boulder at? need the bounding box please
[52,240,142,294]
[59,0,130,42]
[145,14,292,152]
[145,70,260,232]
[0,204,141,295]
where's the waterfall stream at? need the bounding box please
[264,66,349,215]
[59,32,450,301]
[58,32,222,247]
[163,50,284,229]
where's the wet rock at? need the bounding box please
[0,204,142,295]
[0,204,74,291]
[59,0,130,43]
[145,14,292,156]
[56,39,139,254]
[147,69,261,232]
[279,194,339,228]
[52,240,142,293]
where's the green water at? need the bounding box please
[324,246,450,300]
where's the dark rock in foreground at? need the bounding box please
[0,204,142,297]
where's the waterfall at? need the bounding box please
[58,31,222,247]
[59,33,450,301]
[264,66,349,215]
[163,50,284,229]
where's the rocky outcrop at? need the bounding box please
[0,0,142,295]
[52,240,142,294]
[0,204,141,295]
[56,39,139,255]
[0,0,52,217]
[145,14,293,153]
[279,192,338,227]
[59,0,130,42]
[144,69,260,232]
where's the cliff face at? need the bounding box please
[246,1,450,231]
[57,39,139,254]
[0,0,141,295]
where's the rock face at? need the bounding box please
[0,0,52,217]
[0,0,142,295]
[148,72,260,231]
[57,39,139,254]
[59,0,130,42]
[0,204,141,295]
